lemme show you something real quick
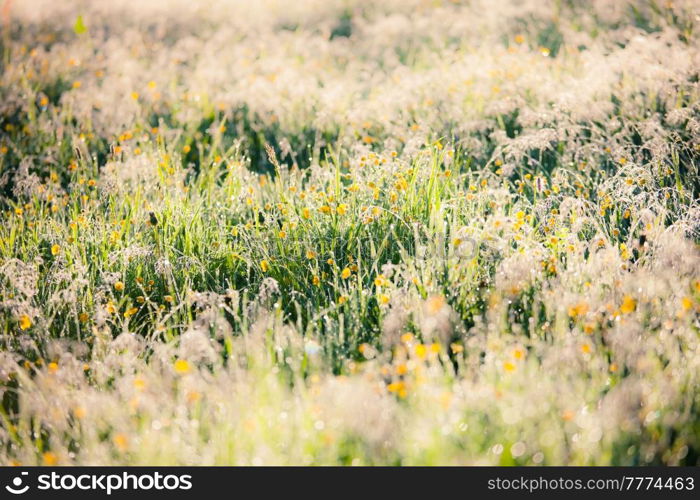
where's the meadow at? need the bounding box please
[0,0,699,465]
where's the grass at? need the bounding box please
[0,0,699,465]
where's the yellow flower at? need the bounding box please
[378,294,390,305]
[425,295,446,315]
[312,276,320,286]
[306,250,317,259]
[620,295,636,314]
[18,314,32,330]
[374,275,387,287]
[133,377,146,390]
[174,359,191,374]
[414,344,427,359]
[113,433,128,452]
[567,302,589,318]
[48,362,58,374]
[124,307,138,318]
[114,281,125,292]
[387,381,407,398]
[681,296,693,311]
[336,203,348,215]
[51,244,61,256]
[42,452,58,466]
[340,267,351,279]
[260,260,270,272]
[503,361,516,372]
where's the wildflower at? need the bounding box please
[48,362,58,374]
[133,377,146,390]
[680,296,692,311]
[306,250,317,259]
[503,361,516,372]
[114,281,125,292]
[378,294,390,305]
[51,244,61,256]
[620,295,636,314]
[113,433,128,452]
[260,260,270,272]
[425,295,446,315]
[42,452,58,466]
[387,381,407,398]
[340,267,351,279]
[567,302,589,318]
[124,307,138,318]
[18,314,32,330]
[174,359,191,374]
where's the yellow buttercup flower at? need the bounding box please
[19,314,32,330]
[174,359,191,374]
[620,295,636,314]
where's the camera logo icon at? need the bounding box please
[5,472,29,495]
